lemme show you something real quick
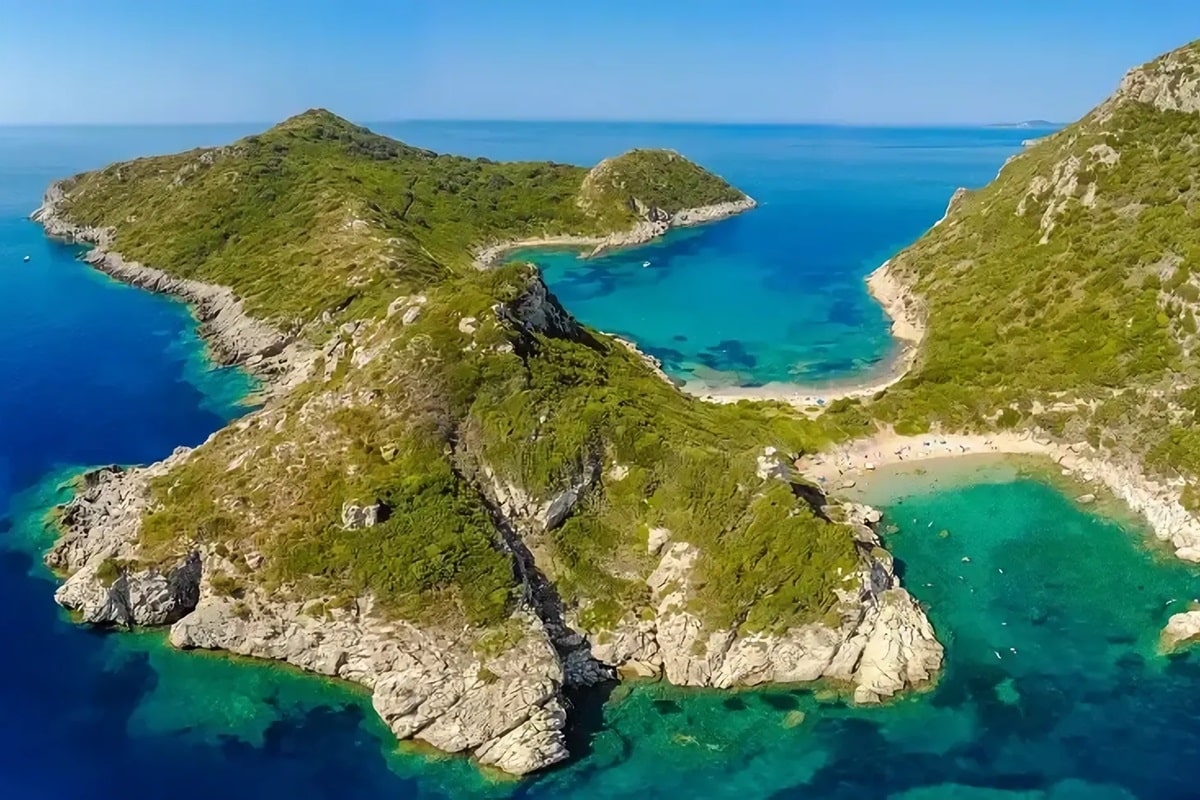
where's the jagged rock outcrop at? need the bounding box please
[32,183,316,393]
[55,550,201,627]
[49,453,189,574]
[50,462,571,775]
[495,272,582,341]
[580,501,943,702]
[477,461,598,536]
[1104,46,1200,116]
[170,593,568,774]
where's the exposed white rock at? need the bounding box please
[1162,610,1200,650]
[170,596,568,775]
[579,501,944,703]
[50,461,570,776]
[56,552,201,627]
[647,526,671,555]
[845,589,941,703]
[756,446,793,481]
[478,461,596,534]
[1109,49,1200,115]
[341,501,386,530]
[1062,451,1200,561]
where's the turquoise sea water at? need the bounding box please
[4,122,1200,799]
[477,124,1034,388]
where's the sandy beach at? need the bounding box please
[799,430,1057,488]
[473,235,606,270]
[797,428,1200,565]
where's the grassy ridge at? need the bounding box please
[59,111,747,329]
[61,111,858,636]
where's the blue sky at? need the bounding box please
[1,0,1197,125]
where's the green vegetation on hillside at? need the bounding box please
[579,149,745,220]
[853,40,1200,495]
[59,110,858,637]
[58,110,745,329]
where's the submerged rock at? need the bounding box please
[1162,610,1200,650]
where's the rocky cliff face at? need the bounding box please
[472,445,942,704]
[50,463,571,775]
[1103,44,1200,117]
[32,183,315,393]
[580,500,943,702]
[49,443,942,774]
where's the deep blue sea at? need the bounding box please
[4,122,1199,799]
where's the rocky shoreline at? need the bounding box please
[32,182,942,776]
[472,197,757,270]
[48,448,943,775]
[804,430,1200,561]
[31,182,316,395]
[50,458,574,775]
[579,490,942,702]
[802,427,1200,654]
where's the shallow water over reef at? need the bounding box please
[4,124,1199,800]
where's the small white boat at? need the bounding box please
[23,256,30,262]
[641,260,651,268]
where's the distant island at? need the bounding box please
[985,119,1059,128]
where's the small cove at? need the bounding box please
[5,123,1200,799]
[491,124,1035,390]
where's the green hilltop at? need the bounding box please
[56,110,742,328]
[53,110,862,636]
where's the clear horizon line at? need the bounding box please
[0,116,1065,129]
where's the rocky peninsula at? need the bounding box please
[33,111,942,776]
